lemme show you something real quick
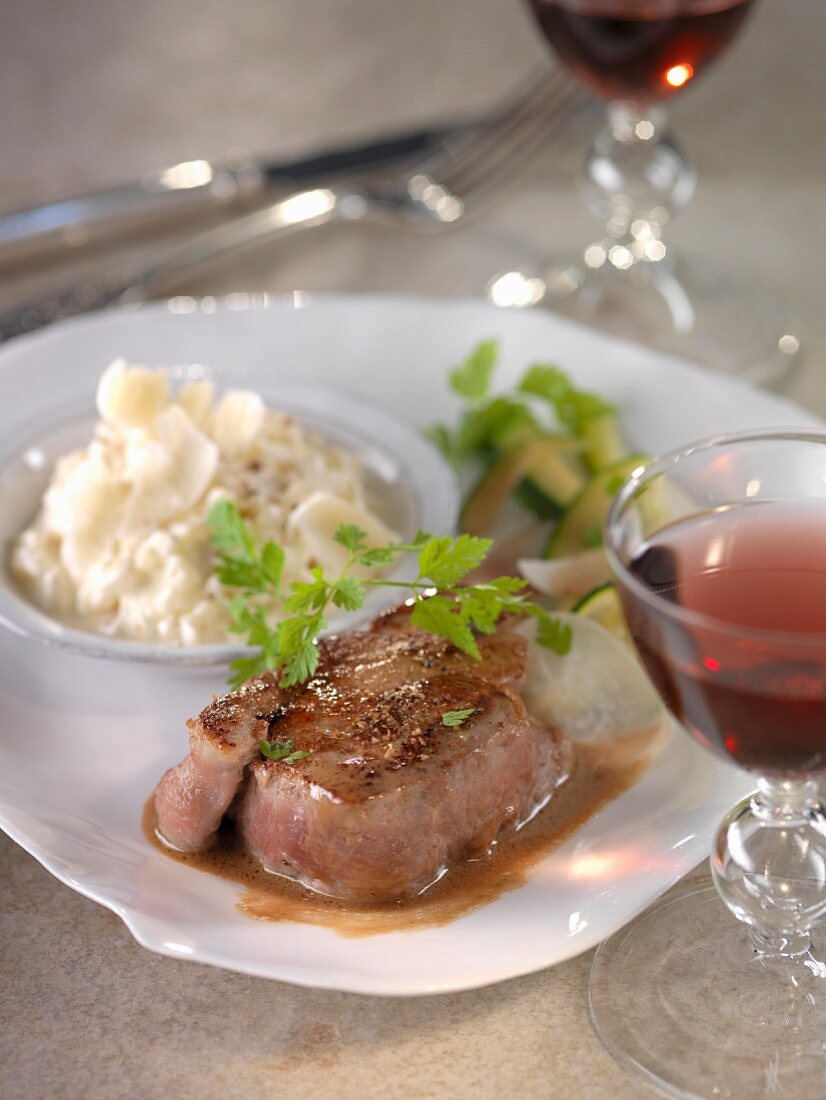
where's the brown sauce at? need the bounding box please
[143,724,667,937]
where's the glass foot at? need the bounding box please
[486,251,801,390]
[589,881,826,1100]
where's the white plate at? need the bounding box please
[0,295,819,996]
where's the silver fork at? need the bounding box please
[0,69,589,341]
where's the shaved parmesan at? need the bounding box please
[288,492,399,575]
[208,390,265,457]
[96,358,170,431]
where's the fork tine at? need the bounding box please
[436,73,588,195]
[353,67,567,196]
[422,69,571,182]
[441,80,588,205]
[434,68,571,179]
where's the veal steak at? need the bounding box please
[153,608,572,902]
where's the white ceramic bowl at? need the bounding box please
[0,364,458,666]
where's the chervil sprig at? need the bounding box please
[208,502,572,690]
[517,364,615,434]
[208,498,285,595]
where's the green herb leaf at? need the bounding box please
[259,738,311,763]
[207,499,256,561]
[566,392,616,431]
[330,576,366,611]
[518,364,615,433]
[357,546,400,567]
[416,534,492,589]
[284,749,312,763]
[449,339,498,402]
[276,613,325,687]
[456,578,525,635]
[333,524,367,553]
[409,595,481,660]
[441,708,476,728]
[534,610,573,656]
[481,574,530,597]
[214,557,264,591]
[284,572,328,615]
[279,641,321,688]
[208,499,284,599]
[228,653,270,690]
[260,541,285,590]
[457,396,538,455]
[456,588,500,635]
[424,423,462,467]
[518,363,570,405]
[228,597,268,644]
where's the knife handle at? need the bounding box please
[0,124,455,267]
[0,158,266,264]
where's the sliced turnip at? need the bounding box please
[518,548,610,601]
[516,613,666,746]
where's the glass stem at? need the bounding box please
[582,101,696,274]
[712,778,826,960]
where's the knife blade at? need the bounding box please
[0,123,458,264]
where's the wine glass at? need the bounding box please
[594,429,826,1099]
[488,1,799,388]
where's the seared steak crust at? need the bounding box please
[249,627,528,799]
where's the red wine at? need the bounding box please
[527,0,755,102]
[624,501,826,776]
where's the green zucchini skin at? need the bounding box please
[571,581,614,613]
[513,478,563,521]
[461,437,588,535]
[581,415,627,472]
[543,455,649,559]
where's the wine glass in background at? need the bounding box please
[489,1,800,387]
[594,430,826,1099]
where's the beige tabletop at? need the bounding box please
[1,2,825,1097]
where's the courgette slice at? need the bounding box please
[461,438,587,536]
[572,582,628,642]
[492,419,543,452]
[544,454,648,558]
[516,435,587,519]
[514,479,564,521]
[581,415,627,472]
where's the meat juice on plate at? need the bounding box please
[623,500,826,776]
[526,0,756,101]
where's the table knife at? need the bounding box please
[0,124,456,264]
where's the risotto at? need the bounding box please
[11,359,397,644]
